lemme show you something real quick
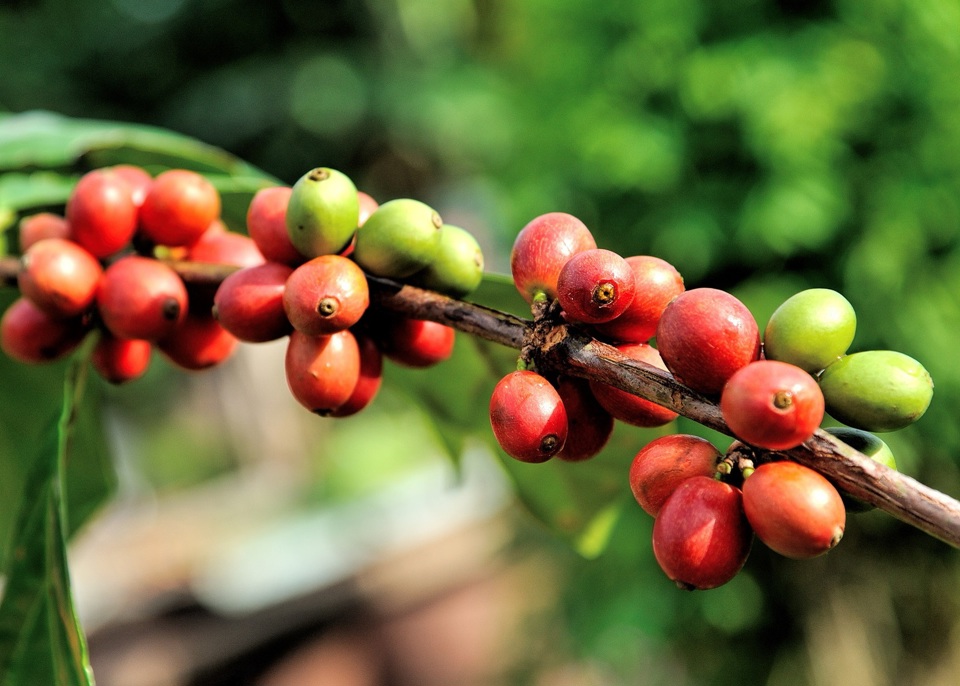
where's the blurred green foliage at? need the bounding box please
[3,0,960,683]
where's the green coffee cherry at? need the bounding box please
[411,224,484,298]
[819,350,933,432]
[764,288,857,373]
[825,426,897,512]
[352,198,443,278]
[285,167,359,258]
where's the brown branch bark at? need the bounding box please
[3,255,960,547]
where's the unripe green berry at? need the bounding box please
[352,198,443,278]
[411,224,484,298]
[764,288,856,373]
[285,167,359,258]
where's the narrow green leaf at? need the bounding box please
[0,349,97,686]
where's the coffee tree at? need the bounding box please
[1,111,959,683]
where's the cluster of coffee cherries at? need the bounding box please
[2,164,261,380]
[1,164,485,420]
[489,210,933,589]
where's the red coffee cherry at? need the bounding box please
[556,248,637,324]
[720,360,824,451]
[246,186,303,266]
[588,342,678,427]
[510,212,597,302]
[66,168,139,258]
[0,297,87,364]
[187,228,265,269]
[357,191,379,227]
[328,334,384,418]
[656,287,761,396]
[18,238,103,319]
[139,169,221,247]
[283,254,369,336]
[108,164,152,207]
[285,329,361,415]
[213,262,294,343]
[593,255,685,343]
[742,461,845,559]
[96,255,188,340]
[629,434,722,516]
[554,376,614,462]
[18,212,71,251]
[377,316,455,368]
[91,333,152,384]
[652,476,753,590]
[158,312,238,371]
[489,370,568,463]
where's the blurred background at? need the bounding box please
[3,0,960,684]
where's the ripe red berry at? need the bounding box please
[139,169,221,247]
[18,238,103,319]
[357,191,379,227]
[742,461,845,559]
[108,164,152,207]
[510,212,596,302]
[592,255,684,343]
[377,316,455,368]
[554,376,614,462]
[213,262,294,343]
[96,256,188,340]
[652,476,753,590]
[283,255,369,336]
[285,329,361,415]
[656,287,761,396]
[246,186,303,266]
[588,342,678,427]
[489,370,568,463]
[18,212,71,251]
[328,334,384,418]
[629,434,722,516]
[556,248,637,324]
[66,168,139,258]
[187,228,265,269]
[720,360,824,451]
[158,312,238,371]
[0,297,87,364]
[91,333,152,384]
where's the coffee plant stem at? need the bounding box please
[2,256,960,546]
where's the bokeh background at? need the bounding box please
[3,0,960,684]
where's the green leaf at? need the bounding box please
[0,348,98,686]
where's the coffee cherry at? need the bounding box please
[556,248,637,324]
[824,426,897,512]
[187,228,265,269]
[656,287,761,396]
[743,461,845,558]
[96,256,188,340]
[158,312,238,371]
[91,333,152,384]
[18,238,103,319]
[213,262,294,343]
[652,476,752,590]
[489,370,568,463]
[285,167,359,259]
[328,334,383,418]
[357,191,379,227]
[139,169,222,247]
[18,212,70,251]
[629,434,721,516]
[410,224,485,299]
[818,350,933,432]
[108,164,152,207]
[0,297,87,364]
[763,288,856,373]
[285,329,361,415]
[588,343,678,427]
[376,316,456,368]
[554,376,614,462]
[510,212,596,302]
[592,255,684,343]
[720,360,824,451]
[352,198,443,278]
[66,168,139,258]
[282,255,369,336]
[247,186,303,265]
